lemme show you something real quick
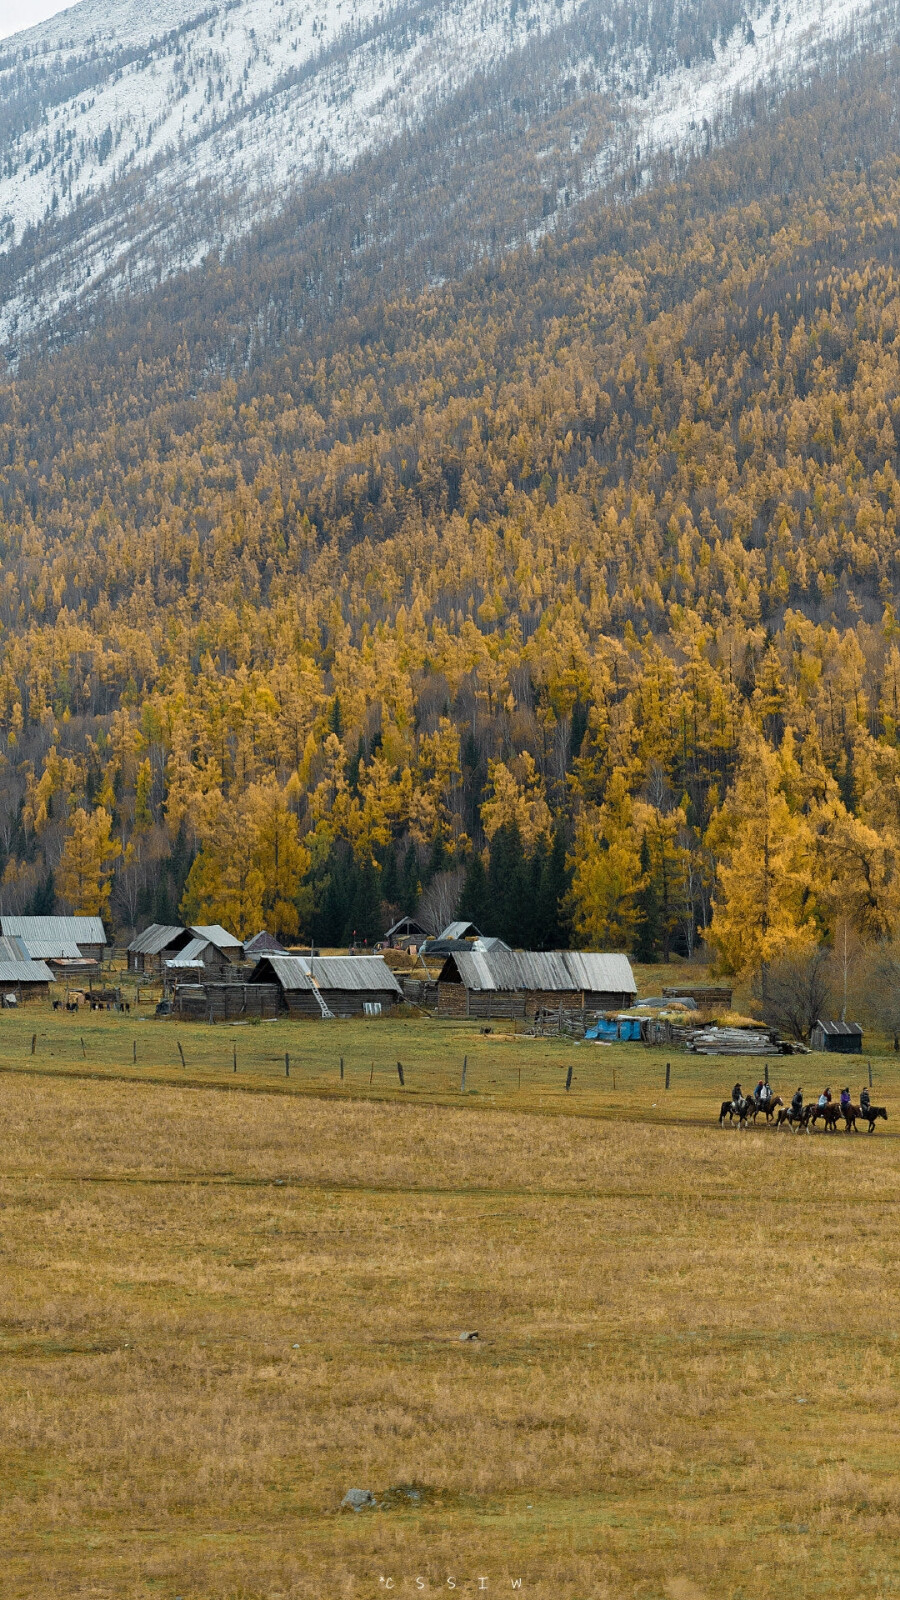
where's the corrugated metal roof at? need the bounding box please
[439,921,480,941]
[190,924,241,950]
[166,937,213,967]
[2,915,106,948]
[20,939,84,959]
[251,954,402,994]
[128,924,186,956]
[446,950,637,994]
[0,935,31,963]
[815,1019,863,1036]
[0,960,55,984]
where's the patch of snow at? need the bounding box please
[0,0,888,349]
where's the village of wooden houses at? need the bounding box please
[0,906,866,1062]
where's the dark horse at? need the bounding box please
[719,1095,755,1128]
[808,1101,842,1133]
[775,1103,812,1132]
[863,1106,889,1132]
[747,1094,783,1124]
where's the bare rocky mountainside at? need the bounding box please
[0,0,889,358]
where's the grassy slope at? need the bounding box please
[1,1010,898,1598]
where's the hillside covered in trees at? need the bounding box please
[4,30,900,984]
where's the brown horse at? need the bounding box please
[748,1093,783,1124]
[775,1103,811,1132]
[808,1101,842,1133]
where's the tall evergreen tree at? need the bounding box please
[632,833,661,963]
[535,826,571,949]
[458,851,490,930]
[347,855,382,946]
[487,821,527,944]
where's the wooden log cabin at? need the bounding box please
[437,950,637,1019]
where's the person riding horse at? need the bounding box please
[732,1081,743,1114]
[791,1087,803,1117]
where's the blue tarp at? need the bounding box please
[585,1016,641,1042]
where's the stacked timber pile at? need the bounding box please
[687,1025,780,1055]
[662,985,732,1009]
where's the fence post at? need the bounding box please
[285,1053,290,1078]
[133,1040,137,1065]
[81,1036,86,1059]
[340,1055,344,1082]
[369,1060,374,1086]
[30,1033,36,1056]
[177,1040,186,1069]
[565,1065,573,1092]
[460,1055,467,1092]
[233,1043,237,1073]
[518,1065,521,1090]
[612,1065,616,1091]
[764,1061,769,1087]
[869,1060,873,1088]
[396,1061,404,1087]
[665,1061,670,1090]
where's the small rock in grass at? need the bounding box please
[459,1330,480,1341]
[341,1488,376,1511]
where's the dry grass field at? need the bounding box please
[1,1006,899,1599]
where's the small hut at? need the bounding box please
[247,954,402,1017]
[811,1020,863,1054]
[383,915,432,950]
[127,924,192,974]
[165,936,237,983]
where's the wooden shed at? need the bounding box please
[127,924,192,974]
[247,954,403,1018]
[383,915,432,950]
[811,1020,863,1054]
[164,937,237,983]
[437,950,637,1019]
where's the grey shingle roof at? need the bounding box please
[445,950,637,995]
[243,930,287,955]
[128,924,187,956]
[250,955,402,994]
[815,1019,863,1036]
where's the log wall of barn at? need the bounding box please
[284,990,398,1019]
[173,984,280,1020]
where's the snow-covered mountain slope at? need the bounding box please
[0,0,892,354]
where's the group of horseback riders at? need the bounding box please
[724,1078,887,1131]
